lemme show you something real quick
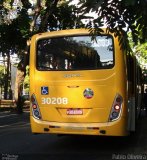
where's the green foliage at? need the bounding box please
[0,65,4,71]
[79,0,147,51]
[0,65,5,86]
[0,0,84,53]
[38,0,84,32]
[128,31,147,64]
[135,42,147,63]
[0,0,146,61]
[0,21,27,53]
[16,9,31,39]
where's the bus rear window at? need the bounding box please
[36,35,114,71]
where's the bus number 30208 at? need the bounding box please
[41,97,68,105]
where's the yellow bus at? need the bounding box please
[30,29,142,136]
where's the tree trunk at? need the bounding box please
[4,53,10,99]
[14,62,25,114]
[15,0,41,113]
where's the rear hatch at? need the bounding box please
[34,70,116,123]
[32,31,116,123]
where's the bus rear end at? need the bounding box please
[30,29,128,136]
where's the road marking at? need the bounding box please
[0,114,18,118]
[0,111,29,118]
[0,122,30,128]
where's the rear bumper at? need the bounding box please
[30,116,129,136]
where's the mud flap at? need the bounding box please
[127,97,136,132]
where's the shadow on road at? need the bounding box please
[0,110,147,160]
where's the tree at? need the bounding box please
[128,31,147,67]
[0,0,84,113]
[0,0,146,113]
[78,0,147,49]
[135,42,147,64]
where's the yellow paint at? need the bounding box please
[30,28,130,136]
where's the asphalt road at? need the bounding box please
[0,110,147,160]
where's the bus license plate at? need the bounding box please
[67,109,83,115]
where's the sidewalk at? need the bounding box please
[0,99,30,112]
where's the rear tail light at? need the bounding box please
[109,94,123,122]
[31,94,42,120]
[114,104,120,110]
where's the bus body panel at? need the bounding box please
[30,116,128,136]
[29,28,140,136]
[31,70,117,123]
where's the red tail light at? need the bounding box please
[109,94,123,122]
[31,94,42,120]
